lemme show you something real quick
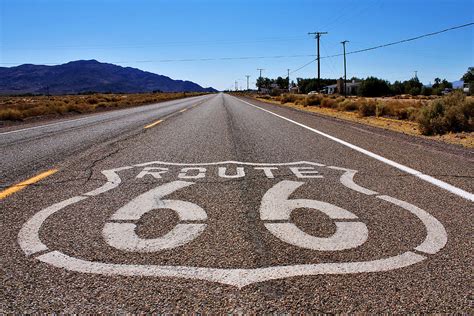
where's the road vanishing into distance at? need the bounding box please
[1,93,473,313]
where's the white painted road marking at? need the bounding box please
[261,181,368,251]
[233,96,474,202]
[0,116,98,136]
[17,161,448,287]
[103,181,207,252]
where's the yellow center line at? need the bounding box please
[0,169,58,200]
[144,119,163,129]
[144,101,202,129]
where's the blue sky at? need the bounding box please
[1,0,473,90]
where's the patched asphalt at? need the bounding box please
[1,93,472,313]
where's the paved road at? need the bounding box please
[0,94,212,186]
[1,93,473,313]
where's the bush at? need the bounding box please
[320,98,337,108]
[409,87,421,96]
[0,108,24,120]
[376,103,387,117]
[421,87,433,96]
[303,95,323,106]
[279,94,303,104]
[417,91,473,135]
[339,99,359,111]
[358,100,376,116]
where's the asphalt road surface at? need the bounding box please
[1,93,473,313]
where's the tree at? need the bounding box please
[256,77,273,90]
[358,77,391,97]
[441,79,453,89]
[391,80,404,95]
[275,76,288,89]
[403,77,423,96]
[296,78,336,94]
[461,67,474,82]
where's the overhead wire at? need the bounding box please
[290,22,474,75]
[1,23,472,68]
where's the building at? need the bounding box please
[324,79,360,95]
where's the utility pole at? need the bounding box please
[308,31,328,92]
[341,40,349,97]
[257,68,264,92]
[235,81,238,91]
[245,75,250,91]
[287,69,290,92]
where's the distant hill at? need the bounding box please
[0,60,217,95]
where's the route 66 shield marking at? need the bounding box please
[18,161,447,288]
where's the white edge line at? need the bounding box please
[0,116,96,135]
[231,95,474,202]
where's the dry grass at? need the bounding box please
[0,92,208,122]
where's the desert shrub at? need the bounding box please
[375,103,387,117]
[358,100,376,116]
[23,106,49,117]
[294,98,304,105]
[280,94,303,104]
[417,91,473,135]
[87,97,99,105]
[395,107,409,120]
[339,99,359,111]
[0,108,24,120]
[96,102,110,109]
[303,95,323,106]
[320,97,337,108]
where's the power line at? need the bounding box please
[1,22,472,68]
[0,54,316,66]
[291,22,474,75]
[0,36,309,51]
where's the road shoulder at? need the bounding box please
[243,95,473,149]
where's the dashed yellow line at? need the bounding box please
[0,169,58,200]
[144,102,200,129]
[144,119,163,129]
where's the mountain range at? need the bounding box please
[0,60,217,95]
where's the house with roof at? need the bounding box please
[324,78,360,95]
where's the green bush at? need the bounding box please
[421,87,433,96]
[417,91,473,135]
[358,77,391,97]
